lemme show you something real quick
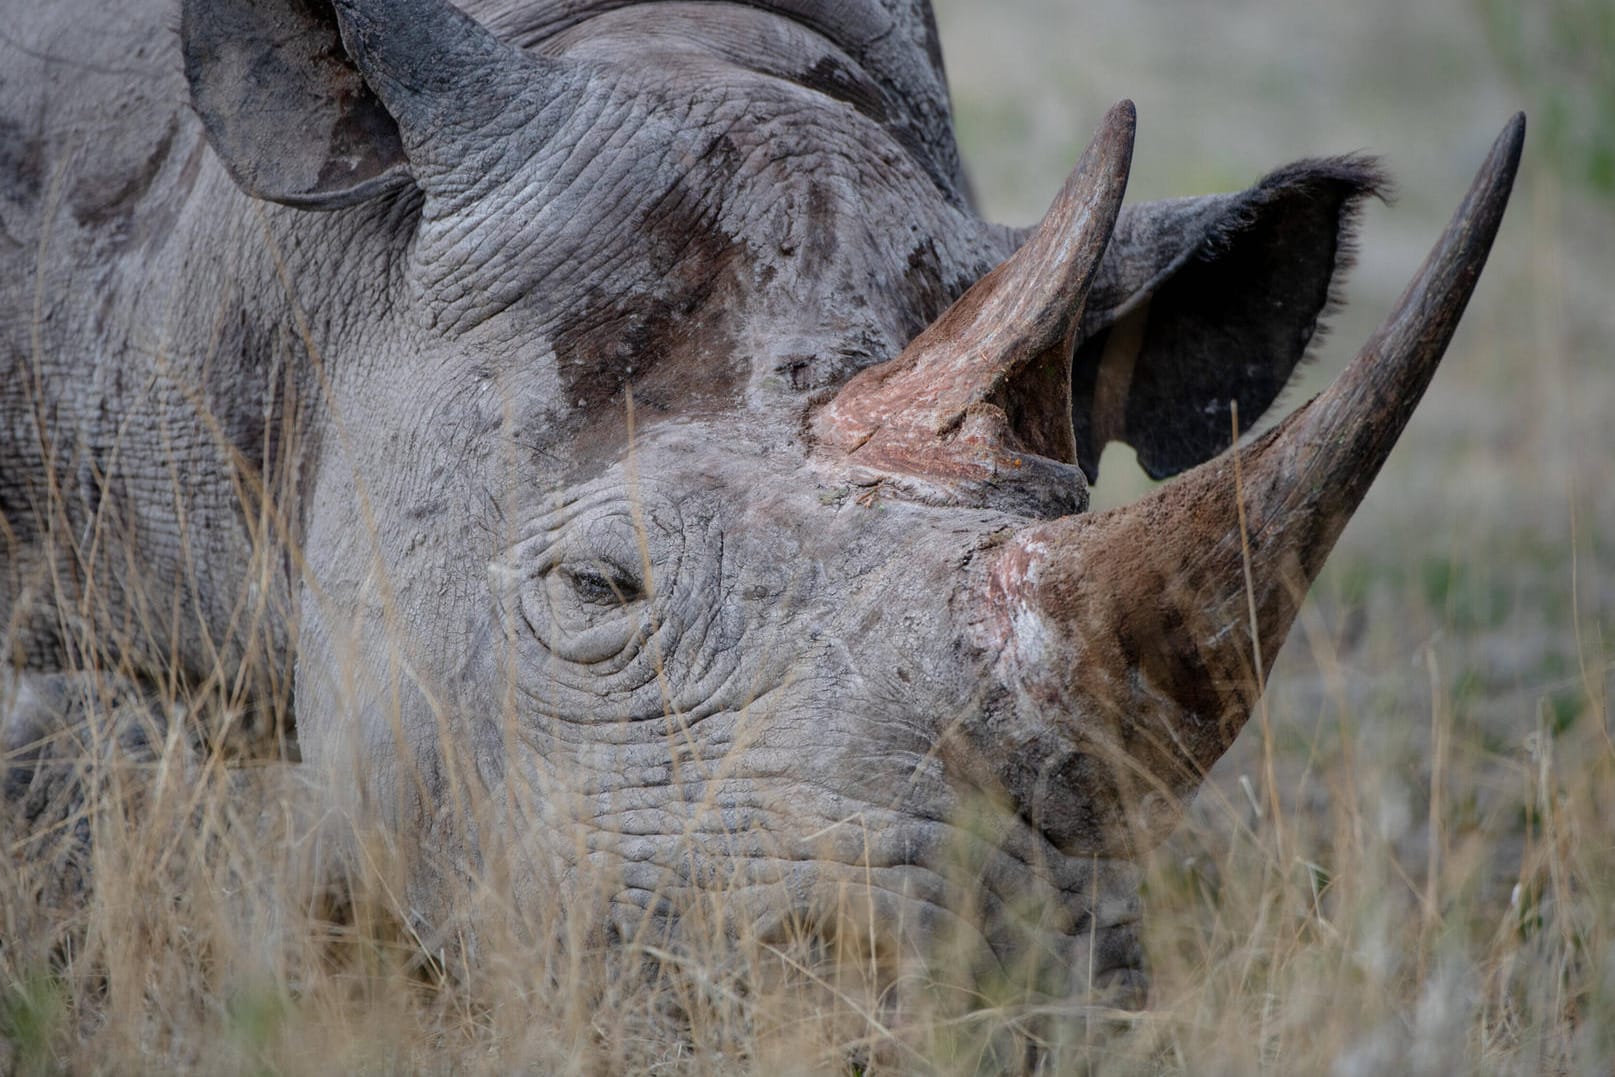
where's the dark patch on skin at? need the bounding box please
[704,132,745,182]
[898,235,953,343]
[91,288,120,337]
[796,54,889,125]
[557,304,683,413]
[776,354,817,391]
[0,439,39,557]
[312,78,410,194]
[57,120,206,258]
[405,497,450,522]
[123,136,207,253]
[798,180,837,271]
[210,318,307,530]
[551,173,748,473]
[771,327,888,394]
[70,116,177,231]
[536,104,786,471]
[0,115,44,206]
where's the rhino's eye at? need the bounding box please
[559,562,643,608]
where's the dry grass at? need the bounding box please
[5,0,1614,1073]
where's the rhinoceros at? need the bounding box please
[2,0,1519,1010]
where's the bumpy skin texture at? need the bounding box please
[1,0,1413,1003]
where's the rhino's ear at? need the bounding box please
[1070,158,1388,480]
[181,0,411,209]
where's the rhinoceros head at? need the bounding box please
[182,0,1521,1003]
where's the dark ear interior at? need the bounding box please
[182,0,410,209]
[1071,158,1388,481]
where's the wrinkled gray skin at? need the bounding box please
[2,0,1436,1004]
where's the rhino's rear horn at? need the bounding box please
[813,101,1136,490]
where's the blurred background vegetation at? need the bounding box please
[1477,0,1615,198]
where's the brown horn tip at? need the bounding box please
[982,114,1524,854]
[1294,111,1525,500]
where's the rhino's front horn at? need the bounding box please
[813,101,1136,503]
[986,114,1525,855]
